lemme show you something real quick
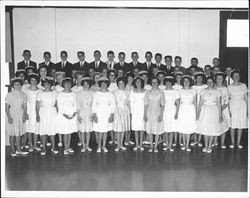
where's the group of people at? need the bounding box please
[5,49,248,157]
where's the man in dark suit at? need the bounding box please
[89,50,107,72]
[141,51,156,71]
[174,56,186,74]
[56,51,74,77]
[160,55,175,76]
[128,52,142,72]
[105,50,116,70]
[17,50,37,70]
[186,57,203,75]
[73,51,89,75]
[114,52,131,73]
[204,65,214,78]
[38,51,55,74]
[212,57,221,69]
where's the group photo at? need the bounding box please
[1,1,249,197]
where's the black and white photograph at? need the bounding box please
[1,1,249,198]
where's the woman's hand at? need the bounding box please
[174,113,178,120]
[77,115,83,123]
[158,114,163,122]
[143,114,148,122]
[92,113,98,123]
[8,116,13,124]
[36,115,40,122]
[219,115,223,123]
[108,114,114,123]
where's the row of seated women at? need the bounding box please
[5,68,248,156]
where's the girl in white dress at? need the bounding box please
[228,69,248,149]
[130,77,147,151]
[214,72,231,149]
[37,65,48,90]
[77,77,94,152]
[156,71,167,90]
[191,72,207,147]
[197,76,222,153]
[108,69,118,145]
[24,73,42,152]
[139,71,152,91]
[92,77,116,153]
[36,77,58,155]
[124,72,135,146]
[144,77,165,153]
[176,75,197,152]
[71,71,84,146]
[162,76,180,152]
[56,77,77,155]
[113,77,130,151]
[90,72,101,92]
[172,71,183,147]
[6,78,29,156]
[54,71,65,147]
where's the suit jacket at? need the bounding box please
[186,65,204,75]
[159,65,175,76]
[105,61,117,70]
[141,62,156,72]
[38,61,55,74]
[73,61,89,73]
[174,66,187,75]
[17,60,37,70]
[56,61,74,77]
[89,60,107,72]
[114,62,131,73]
[128,62,143,72]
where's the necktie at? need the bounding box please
[110,62,112,69]
[25,61,28,66]
[228,77,230,85]
[121,62,123,67]
[62,62,65,68]
[80,62,83,67]
[95,62,98,69]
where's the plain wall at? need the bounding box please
[13,8,219,69]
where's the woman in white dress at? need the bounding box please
[56,77,77,155]
[197,76,222,153]
[144,77,165,153]
[92,77,116,153]
[156,71,167,90]
[124,72,135,146]
[113,77,130,151]
[24,73,42,152]
[108,69,118,145]
[172,71,183,147]
[36,77,58,155]
[191,72,207,147]
[77,77,94,152]
[71,71,84,147]
[130,77,147,151]
[54,71,65,147]
[214,72,231,149]
[228,69,248,149]
[176,75,197,152]
[162,76,180,152]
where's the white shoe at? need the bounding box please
[64,150,69,155]
[102,148,108,153]
[33,146,41,151]
[140,146,145,151]
[16,150,29,155]
[81,148,86,152]
[198,142,203,147]
[29,147,33,152]
[86,146,92,152]
[129,141,135,145]
[109,140,114,144]
[68,148,74,153]
[124,142,129,146]
[97,148,101,153]
[180,143,184,146]
[169,148,174,152]
[163,143,167,147]
[114,141,118,144]
[172,143,176,147]
[24,145,29,149]
[186,147,191,152]
[163,147,168,151]
[37,140,41,144]
[143,141,150,145]
[78,142,82,146]
[202,148,207,153]
[58,142,63,147]
[41,151,46,156]
[154,148,159,153]
[148,148,153,153]
[237,144,243,149]
[207,148,212,153]
[229,144,235,149]
[181,146,185,151]
[46,142,51,147]
[11,152,17,157]
[190,142,197,146]
[133,146,140,151]
[51,148,59,154]
[120,146,127,151]
[115,147,120,152]
[221,145,226,149]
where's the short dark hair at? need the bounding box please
[15,70,26,78]
[41,78,55,87]
[11,78,24,87]
[43,51,51,56]
[145,51,152,56]
[27,74,40,84]
[180,76,193,87]
[116,77,127,87]
[133,77,145,89]
[206,76,215,83]
[149,76,161,86]
[215,72,226,81]
[23,50,31,54]
[62,78,73,88]
[118,52,125,56]
[98,79,110,87]
[155,53,162,58]
[38,65,48,72]
[60,51,68,56]
[107,50,114,55]
[204,65,212,69]
[77,51,85,56]
[230,69,240,79]
[163,77,175,86]
[164,55,172,60]
[94,50,101,55]
[191,57,198,62]
[175,56,182,60]
[81,79,93,87]
[131,52,138,56]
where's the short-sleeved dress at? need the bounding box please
[77,90,94,133]
[92,91,116,133]
[192,85,208,105]
[159,84,166,91]
[25,88,41,134]
[108,82,118,92]
[5,90,27,136]
[71,85,83,93]
[129,90,147,131]
[113,89,131,132]
[54,84,64,93]
[172,84,183,91]
[216,86,231,133]
[144,89,165,135]
[228,83,248,129]
[177,89,197,134]
[197,89,221,136]
[56,92,78,134]
[163,89,180,133]
[37,91,57,135]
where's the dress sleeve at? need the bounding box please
[92,92,98,114]
[242,83,248,93]
[5,93,11,104]
[109,92,116,114]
